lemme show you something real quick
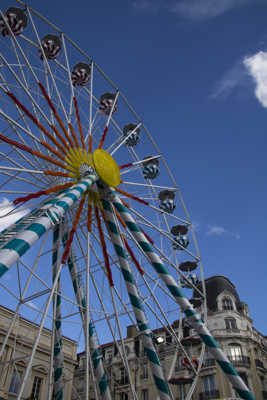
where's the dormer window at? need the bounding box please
[222,297,233,311]
[225,318,237,330]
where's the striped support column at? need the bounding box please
[89,321,111,399]
[52,225,64,400]
[0,175,97,278]
[62,232,112,400]
[101,198,170,400]
[112,194,255,400]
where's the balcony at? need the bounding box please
[228,355,250,367]
[119,378,129,386]
[199,389,220,400]
[263,391,267,399]
[202,358,216,368]
[255,358,265,369]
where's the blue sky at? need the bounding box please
[1,0,267,337]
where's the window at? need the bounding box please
[222,297,233,311]
[239,372,249,388]
[166,333,172,344]
[31,376,42,400]
[9,369,21,394]
[225,318,237,330]
[119,393,128,400]
[179,384,186,399]
[120,368,129,385]
[106,350,113,362]
[142,389,149,400]
[134,338,140,357]
[141,361,148,379]
[202,375,215,392]
[228,343,242,361]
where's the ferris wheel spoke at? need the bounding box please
[122,180,177,192]
[60,33,75,119]
[0,85,54,176]
[122,200,199,261]
[0,170,46,189]
[0,38,53,128]
[8,36,48,156]
[26,9,69,125]
[17,257,63,400]
[62,225,112,400]
[98,90,119,149]
[109,287,139,400]
[110,122,142,156]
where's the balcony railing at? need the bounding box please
[202,358,216,368]
[119,378,129,385]
[228,355,250,367]
[199,389,220,400]
[255,358,265,369]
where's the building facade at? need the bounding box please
[0,305,77,400]
[72,275,267,400]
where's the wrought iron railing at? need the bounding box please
[227,355,250,366]
[202,358,216,368]
[199,389,220,400]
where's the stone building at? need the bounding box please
[72,275,267,400]
[0,305,77,400]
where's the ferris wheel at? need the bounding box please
[0,3,254,400]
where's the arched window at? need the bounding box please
[222,297,233,311]
[228,343,242,362]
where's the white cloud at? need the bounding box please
[211,61,248,99]
[169,0,256,20]
[244,51,267,108]
[206,225,226,236]
[206,224,240,239]
[0,198,29,232]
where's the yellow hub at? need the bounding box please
[93,149,120,187]
[65,147,92,178]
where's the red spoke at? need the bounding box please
[44,170,73,178]
[6,90,69,156]
[38,82,74,148]
[95,203,114,286]
[87,203,92,232]
[73,97,86,150]
[0,132,68,170]
[13,183,73,205]
[98,126,108,149]
[114,187,149,206]
[62,195,86,264]
[119,162,133,170]
[68,122,80,148]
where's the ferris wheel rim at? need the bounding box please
[0,2,210,400]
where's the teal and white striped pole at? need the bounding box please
[89,321,111,399]
[62,231,112,400]
[0,175,97,278]
[101,198,171,400]
[52,225,64,400]
[111,194,255,400]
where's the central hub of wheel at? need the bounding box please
[92,149,120,187]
